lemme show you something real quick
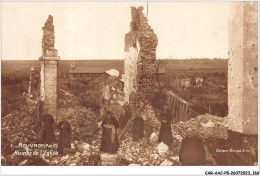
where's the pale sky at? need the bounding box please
[2,2,230,60]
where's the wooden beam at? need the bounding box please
[172,97,176,115]
[184,105,189,121]
[167,91,192,106]
[176,101,180,121]
[179,102,183,121]
[118,103,146,140]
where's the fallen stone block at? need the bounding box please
[78,143,91,153]
[174,134,183,142]
[60,154,69,163]
[82,150,90,156]
[129,163,140,166]
[50,160,59,165]
[101,161,114,166]
[160,156,180,166]
[157,142,168,155]
[69,163,77,166]
[200,120,215,128]
[19,159,28,166]
[100,152,118,164]
[160,159,173,166]
[149,154,159,161]
[150,132,158,143]
[74,140,79,145]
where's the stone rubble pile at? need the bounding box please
[57,88,102,141]
[58,89,82,108]
[63,107,101,136]
[171,114,228,139]
[2,84,219,166]
[1,99,44,166]
[117,136,180,166]
[1,104,39,146]
[48,141,101,166]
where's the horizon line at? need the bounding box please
[1,58,229,61]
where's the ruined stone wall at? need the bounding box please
[124,32,139,103]
[28,67,40,98]
[40,15,60,121]
[40,61,45,101]
[42,15,55,56]
[124,6,158,105]
[228,2,258,135]
[43,60,58,120]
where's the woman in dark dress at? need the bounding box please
[132,116,144,142]
[158,105,173,146]
[100,111,120,153]
[42,114,55,144]
[57,120,72,154]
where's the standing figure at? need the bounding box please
[132,116,144,141]
[179,128,206,166]
[100,111,119,153]
[158,105,173,146]
[57,120,72,154]
[42,113,55,144]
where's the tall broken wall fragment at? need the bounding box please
[124,32,139,103]
[42,15,57,56]
[228,2,258,135]
[124,6,158,104]
[28,67,39,98]
[39,15,60,121]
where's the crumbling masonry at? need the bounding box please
[39,15,61,121]
[124,6,158,105]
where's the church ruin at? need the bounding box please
[39,15,61,121]
[124,6,158,105]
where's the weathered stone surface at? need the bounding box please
[157,142,168,155]
[228,2,258,135]
[124,38,138,103]
[149,132,158,143]
[100,152,117,166]
[39,15,61,121]
[39,61,45,101]
[42,15,57,56]
[43,58,59,120]
[124,6,158,105]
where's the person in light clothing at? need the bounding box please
[100,111,119,153]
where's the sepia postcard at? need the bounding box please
[1,1,259,175]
